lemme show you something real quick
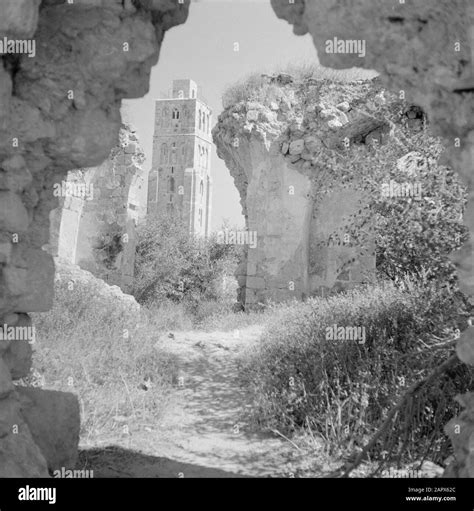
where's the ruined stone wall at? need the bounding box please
[0,0,190,477]
[0,0,472,479]
[213,77,419,309]
[47,124,145,292]
[270,0,474,478]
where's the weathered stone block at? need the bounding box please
[0,0,40,38]
[16,387,80,472]
[124,142,137,154]
[247,261,257,276]
[337,101,350,112]
[0,241,12,264]
[247,276,266,289]
[0,192,29,232]
[0,396,49,478]
[14,249,55,313]
[3,266,28,296]
[0,358,14,399]
[0,155,33,192]
[0,66,12,126]
[3,339,33,380]
[289,139,305,155]
[304,135,322,152]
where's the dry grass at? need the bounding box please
[221,62,378,108]
[29,277,179,445]
[28,273,270,445]
[239,280,473,467]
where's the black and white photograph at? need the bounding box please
[0,0,473,506]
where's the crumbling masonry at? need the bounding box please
[270,0,474,479]
[47,123,146,292]
[0,0,189,477]
[213,76,426,309]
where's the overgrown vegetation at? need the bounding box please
[222,63,376,109]
[224,65,472,472]
[240,279,473,470]
[30,272,179,445]
[311,116,468,285]
[132,213,244,327]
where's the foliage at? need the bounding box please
[239,279,473,465]
[310,110,468,284]
[132,213,240,310]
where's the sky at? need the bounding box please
[122,0,318,230]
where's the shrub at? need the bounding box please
[240,279,473,466]
[132,214,240,311]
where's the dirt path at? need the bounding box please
[79,325,333,478]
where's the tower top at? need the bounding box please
[172,79,198,100]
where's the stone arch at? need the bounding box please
[48,125,145,291]
[0,0,472,479]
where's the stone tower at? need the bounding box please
[148,79,212,237]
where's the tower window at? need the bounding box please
[169,177,175,193]
[172,107,180,120]
[199,109,202,130]
[207,114,210,133]
[171,166,174,174]
[170,142,177,164]
[199,209,202,227]
[192,89,196,98]
[200,180,204,196]
[199,145,204,168]
[160,143,168,164]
